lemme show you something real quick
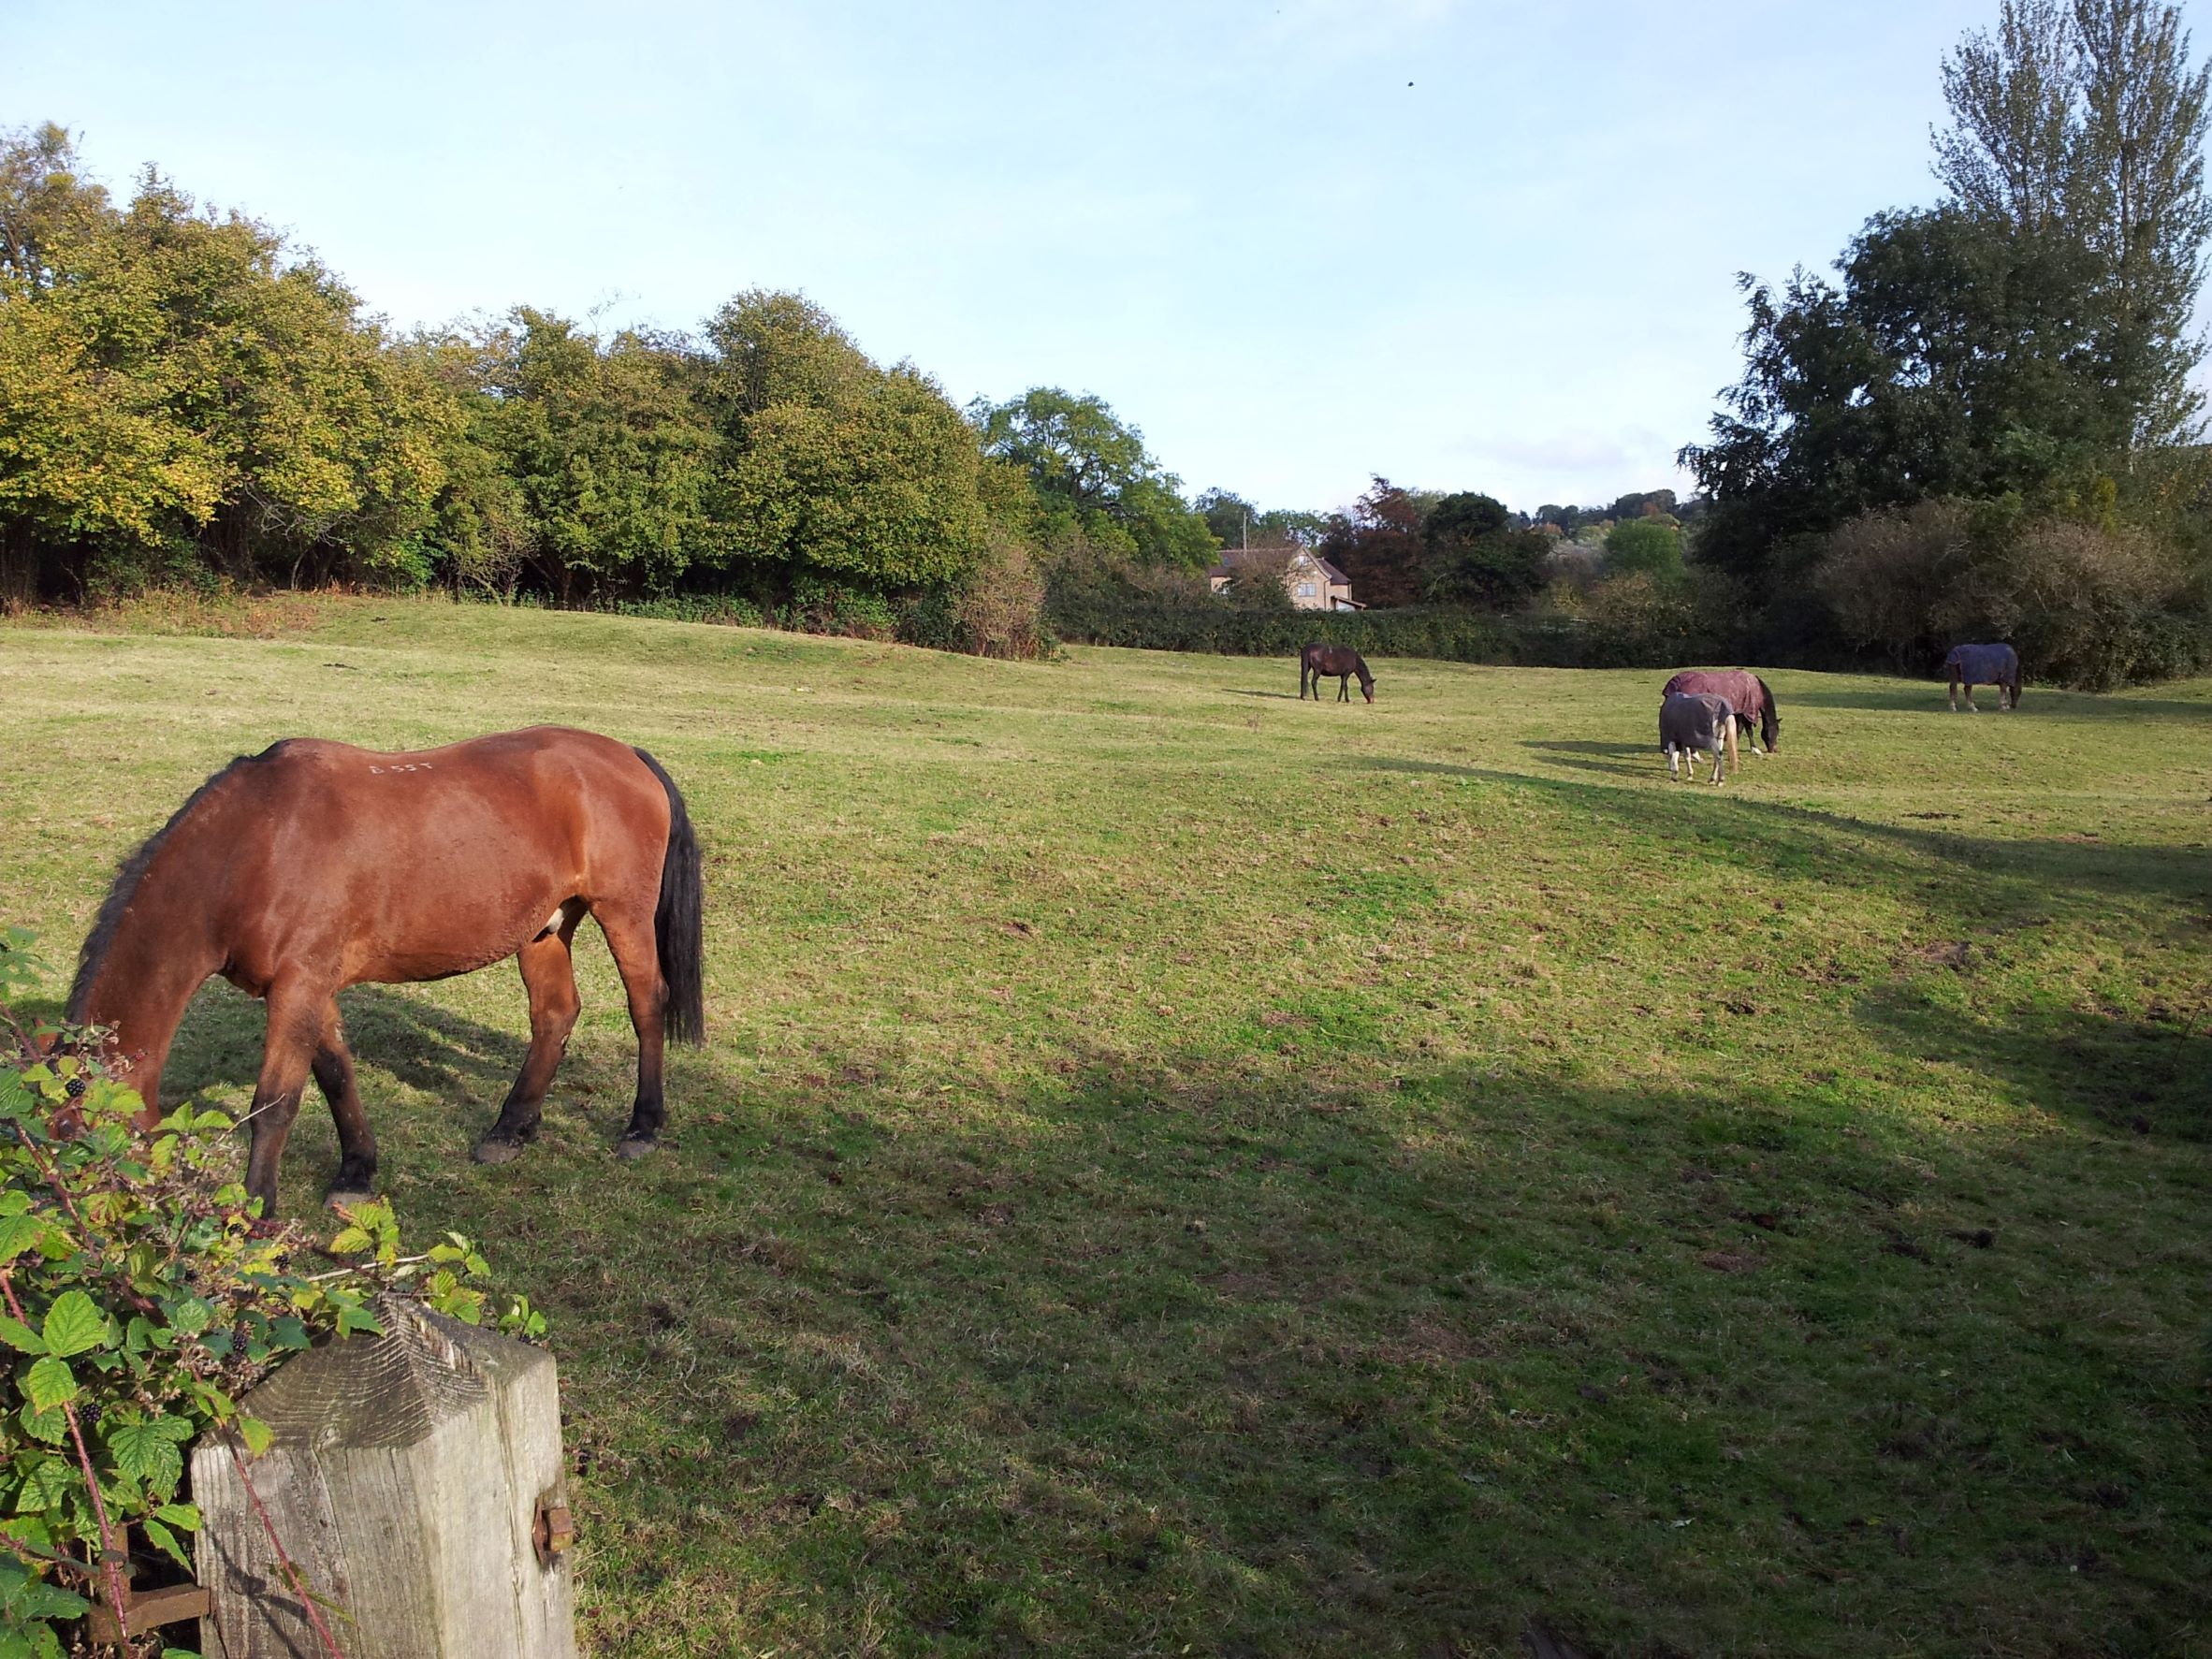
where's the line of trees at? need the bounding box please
[1684,0,2212,686]
[0,124,1228,649]
[7,0,2212,688]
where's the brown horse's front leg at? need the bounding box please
[243,984,327,1221]
[313,999,379,1205]
[474,928,583,1166]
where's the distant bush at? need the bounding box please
[1812,501,1976,670]
[782,575,898,641]
[1604,517,1684,576]
[1813,501,2209,688]
[1038,545,1743,667]
[609,593,767,628]
[948,531,1053,660]
[1995,520,2205,689]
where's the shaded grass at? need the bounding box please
[3,596,2209,1657]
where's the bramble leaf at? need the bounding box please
[0,1215,39,1265]
[40,1290,109,1359]
[22,1356,76,1413]
[17,1403,66,1445]
[0,1314,46,1354]
[108,1414,191,1494]
[143,1515,190,1571]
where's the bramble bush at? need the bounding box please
[1812,500,2211,688]
[0,929,542,1659]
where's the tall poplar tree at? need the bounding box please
[1933,0,2212,446]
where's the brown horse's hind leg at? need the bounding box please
[595,904,670,1158]
[243,982,328,1221]
[314,1000,379,1205]
[473,926,582,1166]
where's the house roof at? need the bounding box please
[1207,546,1349,586]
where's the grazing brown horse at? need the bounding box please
[1300,643,1375,703]
[65,726,705,1217]
[1662,669,1780,755]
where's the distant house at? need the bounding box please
[1207,546,1362,611]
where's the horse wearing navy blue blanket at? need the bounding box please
[1660,691,1739,785]
[1661,669,1780,755]
[1944,644,2021,712]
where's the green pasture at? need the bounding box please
[2,597,2208,1658]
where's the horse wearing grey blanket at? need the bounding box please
[1660,691,1739,785]
[1943,643,2021,711]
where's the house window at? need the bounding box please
[1295,582,1316,597]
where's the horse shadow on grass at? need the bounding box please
[157,981,655,1201]
[1520,739,1652,779]
[1784,685,2211,721]
[1853,981,2211,1142]
[442,1024,2212,1658]
[1346,755,2212,919]
[89,920,2209,1656]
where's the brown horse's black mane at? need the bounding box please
[65,743,288,1023]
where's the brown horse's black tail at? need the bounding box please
[633,747,706,1046]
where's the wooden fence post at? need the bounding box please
[190,1298,577,1659]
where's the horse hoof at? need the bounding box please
[473,1135,527,1166]
[615,1135,658,1162]
[325,1186,374,1211]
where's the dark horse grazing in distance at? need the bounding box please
[1944,643,2021,711]
[65,726,706,1218]
[1300,643,1375,703]
[1662,669,1780,755]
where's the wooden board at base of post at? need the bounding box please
[191,1298,577,1659]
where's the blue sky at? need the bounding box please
[5,0,2144,515]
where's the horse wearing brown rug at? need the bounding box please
[1661,669,1780,755]
[65,726,705,1217]
[1300,643,1375,703]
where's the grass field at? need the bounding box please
[3,595,2208,1658]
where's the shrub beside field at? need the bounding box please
[2,595,2207,1658]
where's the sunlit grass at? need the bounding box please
[3,595,2208,1657]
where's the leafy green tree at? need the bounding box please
[0,147,458,598]
[0,123,109,290]
[1936,0,2212,447]
[1196,487,1257,548]
[1682,206,2134,589]
[1196,488,1329,551]
[0,243,223,603]
[1421,490,1551,607]
[471,309,716,599]
[970,387,1216,567]
[703,290,996,593]
[1604,516,1683,575]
